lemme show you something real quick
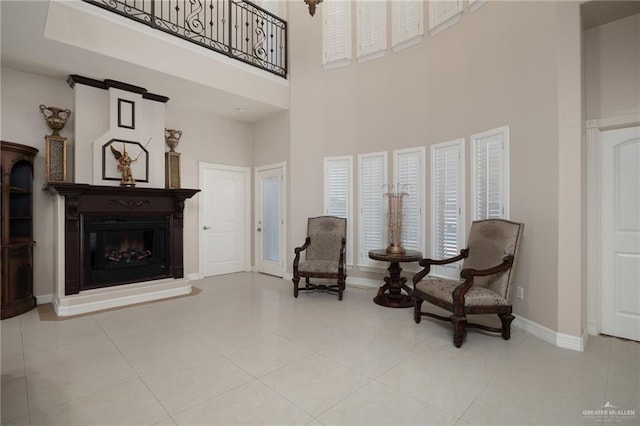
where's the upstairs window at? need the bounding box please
[471,126,510,220]
[391,0,424,52]
[323,0,352,68]
[356,0,387,62]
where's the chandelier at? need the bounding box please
[304,0,323,16]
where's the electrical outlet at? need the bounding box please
[516,286,524,299]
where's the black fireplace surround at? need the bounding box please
[45,183,199,295]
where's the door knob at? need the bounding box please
[203,226,212,230]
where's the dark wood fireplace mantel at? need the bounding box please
[44,183,199,295]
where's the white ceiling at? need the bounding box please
[0,0,286,123]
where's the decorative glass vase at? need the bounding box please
[384,184,409,254]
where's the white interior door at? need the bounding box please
[199,163,250,277]
[255,164,285,277]
[601,125,640,341]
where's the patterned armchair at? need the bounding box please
[292,216,347,300]
[413,219,524,347]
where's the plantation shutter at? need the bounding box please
[325,158,349,217]
[392,0,423,49]
[357,1,386,60]
[394,149,424,252]
[324,156,353,264]
[358,152,387,266]
[432,141,464,276]
[323,0,352,66]
[473,127,509,220]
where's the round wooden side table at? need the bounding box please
[368,249,423,308]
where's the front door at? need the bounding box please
[255,164,285,277]
[601,125,640,341]
[199,163,250,277]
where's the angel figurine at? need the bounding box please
[110,144,136,186]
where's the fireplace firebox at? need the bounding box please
[84,216,170,289]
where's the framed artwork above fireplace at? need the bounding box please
[102,139,149,183]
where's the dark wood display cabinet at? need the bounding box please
[1,141,38,319]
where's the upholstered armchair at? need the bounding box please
[292,216,347,300]
[413,219,524,347]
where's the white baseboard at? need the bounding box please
[187,273,203,281]
[35,294,54,305]
[514,316,585,352]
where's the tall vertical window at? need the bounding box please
[391,0,423,52]
[431,139,465,277]
[324,156,353,264]
[358,151,388,268]
[356,0,386,62]
[471,126,510,220]
[323,0,352,68]
[393,147,425,253]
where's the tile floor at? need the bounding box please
[1,272,638,425]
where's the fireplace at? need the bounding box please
[44,183,199,296]
[84,215,170,290]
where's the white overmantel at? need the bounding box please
[68,75,167,188]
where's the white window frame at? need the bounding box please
[356,0,387,63]
[469,0,488,13]
[322,0,352,69]
[357,151,388,269]
[471,125,510,220]
[428,0,463,36]
[391,0,424,52]
[393,146,426,255]
[431,139,465,278]
[323,155,354,265]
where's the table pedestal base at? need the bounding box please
[373,261,413,308]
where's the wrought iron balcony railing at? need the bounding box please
[83,0,287,78]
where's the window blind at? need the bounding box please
[394,148,424,252]
[358,152,387,266]
[392,0,423,50]
[472,126,509,220]
[357,1,386,60]
[323,0,352,66]
[324,156,353,264]
[431,140,464,276]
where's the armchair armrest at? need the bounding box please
[413,249,469,289]
[293,237,311,271]
[460,255,514,279]
[418,248,469,267]
[452,255,515,310]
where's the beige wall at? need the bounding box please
[584,13,640,120]
[1,67,74,297]
[286,1,576,331]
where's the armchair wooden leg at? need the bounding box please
[451,315,467,348]
[414,298,423,323]
[293,276,300,298]
[499,312,515,340]
[337,278,345,300]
